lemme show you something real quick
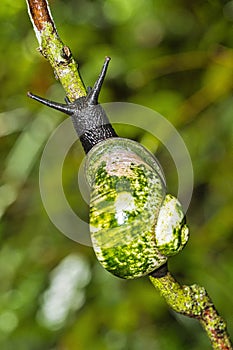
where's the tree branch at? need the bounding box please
[26,0,86,101]
[150,267,232,350]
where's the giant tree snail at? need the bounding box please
[28,57,189,279]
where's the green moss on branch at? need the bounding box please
[40,23,86,101]
[150,273,232,350]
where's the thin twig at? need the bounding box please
[150,266,232,350]
[26,0,86,101]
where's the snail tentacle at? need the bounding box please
[27,92,74,115]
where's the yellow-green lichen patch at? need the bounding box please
[41,23,86,101]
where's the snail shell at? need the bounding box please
[86,138,189,279]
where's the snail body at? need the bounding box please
[28,57,189,279]
[28,57,117,154]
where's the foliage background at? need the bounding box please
[0,0,233,349]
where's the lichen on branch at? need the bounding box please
[150,271,232,350]
[26,0,86,101]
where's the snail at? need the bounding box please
[28,57,189,279]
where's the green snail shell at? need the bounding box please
[85,138,189,279]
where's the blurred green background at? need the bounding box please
[0,0,233,349]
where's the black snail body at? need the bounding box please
[28,57,117,154]
[28,57,189,279]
